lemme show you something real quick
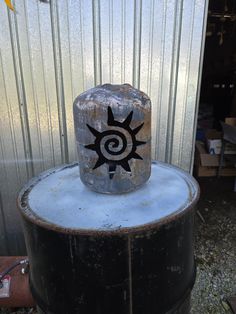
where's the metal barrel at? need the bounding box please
[73,83,151,194]
[18,162,199,314]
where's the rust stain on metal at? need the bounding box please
[0,256,35,307]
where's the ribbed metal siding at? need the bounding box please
[0,0,208,254]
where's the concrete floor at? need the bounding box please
[191,176,236,314]
[1,177,236,314]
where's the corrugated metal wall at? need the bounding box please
[0,0,208,255]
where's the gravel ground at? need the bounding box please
[191,176,236,314]
[1,177,236,314]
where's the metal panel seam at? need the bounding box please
[0,49,21,183]
[92,0,102,85]
[50,0,69,164]
[109,0,114,82]
[190,0,209,173]
[132,0,142,89]
[36,0,56,167]
[121,0,126,83]
[146,0,155,97]
[155,0,167,160]
[177,1,196,168]
[165,0,184,164]
[0,166,10,255]
[7,6,34,178]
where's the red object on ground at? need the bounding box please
[0,256,35,307]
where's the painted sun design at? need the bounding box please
[85,106,146,179]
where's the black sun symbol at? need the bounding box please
[85,106,146,179]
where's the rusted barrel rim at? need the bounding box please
[17,161,200,236]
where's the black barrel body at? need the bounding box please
[18,162,199,314]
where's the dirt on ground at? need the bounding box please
[1,177,236,314]
[191,176,236,314]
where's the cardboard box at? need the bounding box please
[206,129,236,155]
[225,117,236,127]
[194,141,236,177]
[206,130,222,154]
[195,165,236,177]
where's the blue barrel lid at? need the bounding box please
[18,162,199,234]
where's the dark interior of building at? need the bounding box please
[199,0,236,130]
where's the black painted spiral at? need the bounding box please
[85,106,146,178]
[102,130,127,156]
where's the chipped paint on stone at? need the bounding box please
[73,84,151,194]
